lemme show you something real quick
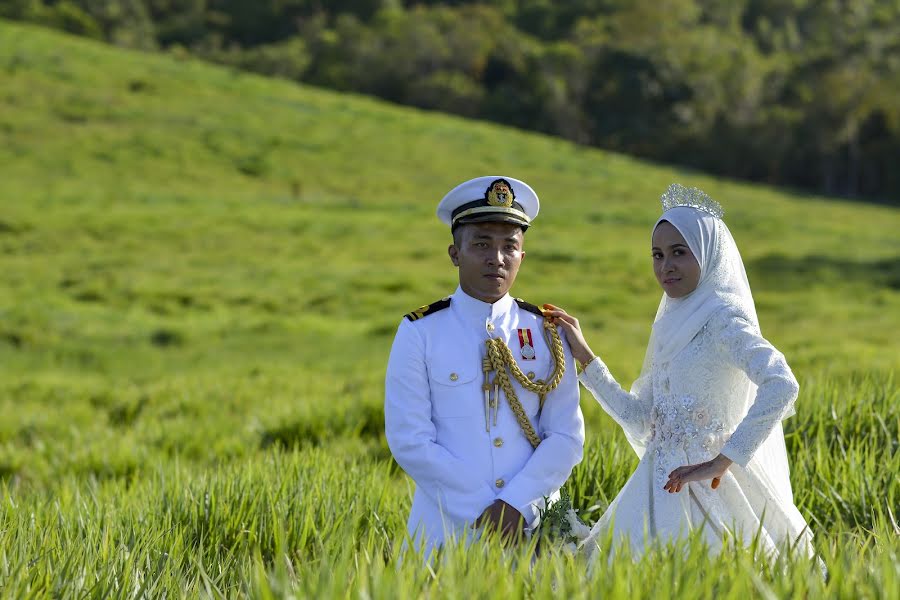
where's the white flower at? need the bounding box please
[564,508,592,541]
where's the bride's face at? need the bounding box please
[652,221,701,298]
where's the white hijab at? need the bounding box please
[629,202,797,507]
[647,206,757,367]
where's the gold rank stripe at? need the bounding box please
[403,297,451,322]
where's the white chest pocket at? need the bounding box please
[428,358,480,418]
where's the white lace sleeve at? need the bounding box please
[578,357,651,443]
[714,311,800,467]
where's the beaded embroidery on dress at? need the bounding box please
[578,186,815,561]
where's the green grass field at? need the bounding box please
[0,20,898,598]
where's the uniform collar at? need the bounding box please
[451,286,515,324]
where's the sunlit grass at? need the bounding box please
[0,19,897,597]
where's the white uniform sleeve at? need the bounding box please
[497,329,585,526]
[578,356,652,444]
[384,319,496,523]
[716,312,800,468]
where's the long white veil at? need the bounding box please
[627,201,797,509]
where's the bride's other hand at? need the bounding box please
[663,454,733,493]
[541,304,595,367]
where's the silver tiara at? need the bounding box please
[660,183,724,219]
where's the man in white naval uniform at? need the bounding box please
[385,176,585,556]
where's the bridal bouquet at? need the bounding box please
[534,489,592,554]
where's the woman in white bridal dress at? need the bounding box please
[545,184,816,560]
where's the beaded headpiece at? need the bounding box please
[660,183,724,219]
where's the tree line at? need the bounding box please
[4,0,899,202]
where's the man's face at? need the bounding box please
[449,222,525,303]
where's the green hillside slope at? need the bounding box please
[1,14,897,469]
[2,15,898,469]
[0,21,897,597]
[2,19,896,374]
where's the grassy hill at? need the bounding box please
[0,20,897,597]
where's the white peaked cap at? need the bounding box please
[436,176,540,230]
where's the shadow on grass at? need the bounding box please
[750,253,900,291]
[259,402,386,451]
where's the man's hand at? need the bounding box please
[473,500,525,543]
[664,453,733,493]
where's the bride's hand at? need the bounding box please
[664,454,733,493]
[541,304,595,367]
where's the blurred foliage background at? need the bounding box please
[3,0,899,202]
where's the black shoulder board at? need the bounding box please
[515,298,544,317]
[404,297,451,322]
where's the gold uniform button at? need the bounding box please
[527,371,536,380]
[495,478,505,488]
[449,373,458,381]
[487,323,495,332]
[493,437,503,448]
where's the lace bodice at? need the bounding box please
[579,307,799,484]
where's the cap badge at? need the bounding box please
[485,179,515,208]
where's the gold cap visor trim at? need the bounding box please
[451,206,531,226]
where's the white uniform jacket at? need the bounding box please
[385,287,585,554]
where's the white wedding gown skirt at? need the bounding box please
[578,308,815,560]
[583,442,799,558]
